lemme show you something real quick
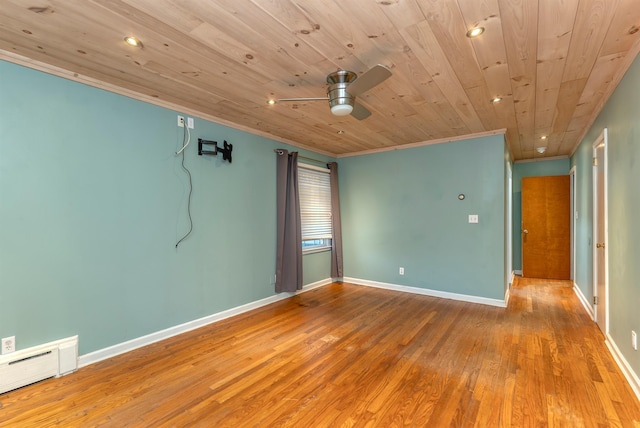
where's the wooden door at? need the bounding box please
[522,176,570,279]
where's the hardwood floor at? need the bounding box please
[1,278,639,427]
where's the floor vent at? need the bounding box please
[0,336,78,394]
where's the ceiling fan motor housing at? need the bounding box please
[327,70,357,116]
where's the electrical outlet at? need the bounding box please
[399,267,405,275]
[632,331,637,351]
[2,336,15,354]
[177,115,185,127]
[187,117,194,129]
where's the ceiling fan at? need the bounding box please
[276,64,392,120]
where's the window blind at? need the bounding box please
[298,165,332,241]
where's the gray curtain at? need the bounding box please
[328,162,344,279]
[275,150,303,292]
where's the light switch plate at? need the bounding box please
[469,214,479,223]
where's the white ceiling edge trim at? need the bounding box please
[0,49,336,158]
[514,155,569,164]
[336,129,507,158]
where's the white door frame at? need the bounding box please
[507,162,513,287]
[592,128,609,333]
[570,166,576,283]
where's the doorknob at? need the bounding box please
[596,243,605,249]
[523,229,529,234]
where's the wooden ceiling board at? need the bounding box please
[185,0,331,79]
[376,0,427,30]
[400,21,485,133]
[457,0,506,71]
[574,53,626,119]
[382,57,470,136]
[558,129,582,156]
[497,0,538,155]
[422,0,509,139]
[417,0,485,90]
[112,0,320,94]
[600,0,640,56]
[1,0,639,160]
[562,0,619,83]
[459,0,515,134]
[536,0,579,62]
[87,1,279,90]
[551,78,588,136]
[278,0,376,72]
[383,17,474,134]
[533,0,579,151]
[534,59,564,132]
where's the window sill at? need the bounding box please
[303,247,332,255]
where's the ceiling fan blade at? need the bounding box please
[346,64,392,96]
[277,97,329,102]
[351,101,372,120]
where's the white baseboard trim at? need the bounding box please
[504,270,516,306]
[606,334,640,403]
[78,278,332,368]
[573,284,639,403]
[573,281,594,320]
[514,270,522,276]
[343,277,506,308]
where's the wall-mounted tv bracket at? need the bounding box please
[198,138,232,163]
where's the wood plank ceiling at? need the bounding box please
[1,0,639,160]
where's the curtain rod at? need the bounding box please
[274,149,330,165]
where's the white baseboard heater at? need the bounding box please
[0,336,78,394]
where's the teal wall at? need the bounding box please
[303,250,332,284]
[572,53,640,377]
[0,60,332,355]
[338,136,506,300]
[511,159,571,271]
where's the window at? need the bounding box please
[298,164,332,252]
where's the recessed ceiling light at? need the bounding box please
[491,97,502,103]
[267,99,276,105]
[536,147,547,154]
[124,36,143,48]
[466,27,485,38]
[540,135,547,140]
[337,130,345,135]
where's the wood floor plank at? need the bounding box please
[1,280,639,427]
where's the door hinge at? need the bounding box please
[593,296,599,305]
[593,157,598,166]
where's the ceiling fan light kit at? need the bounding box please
[330,104,354,116]
[327,69,357,116]
[276,64,392,120]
